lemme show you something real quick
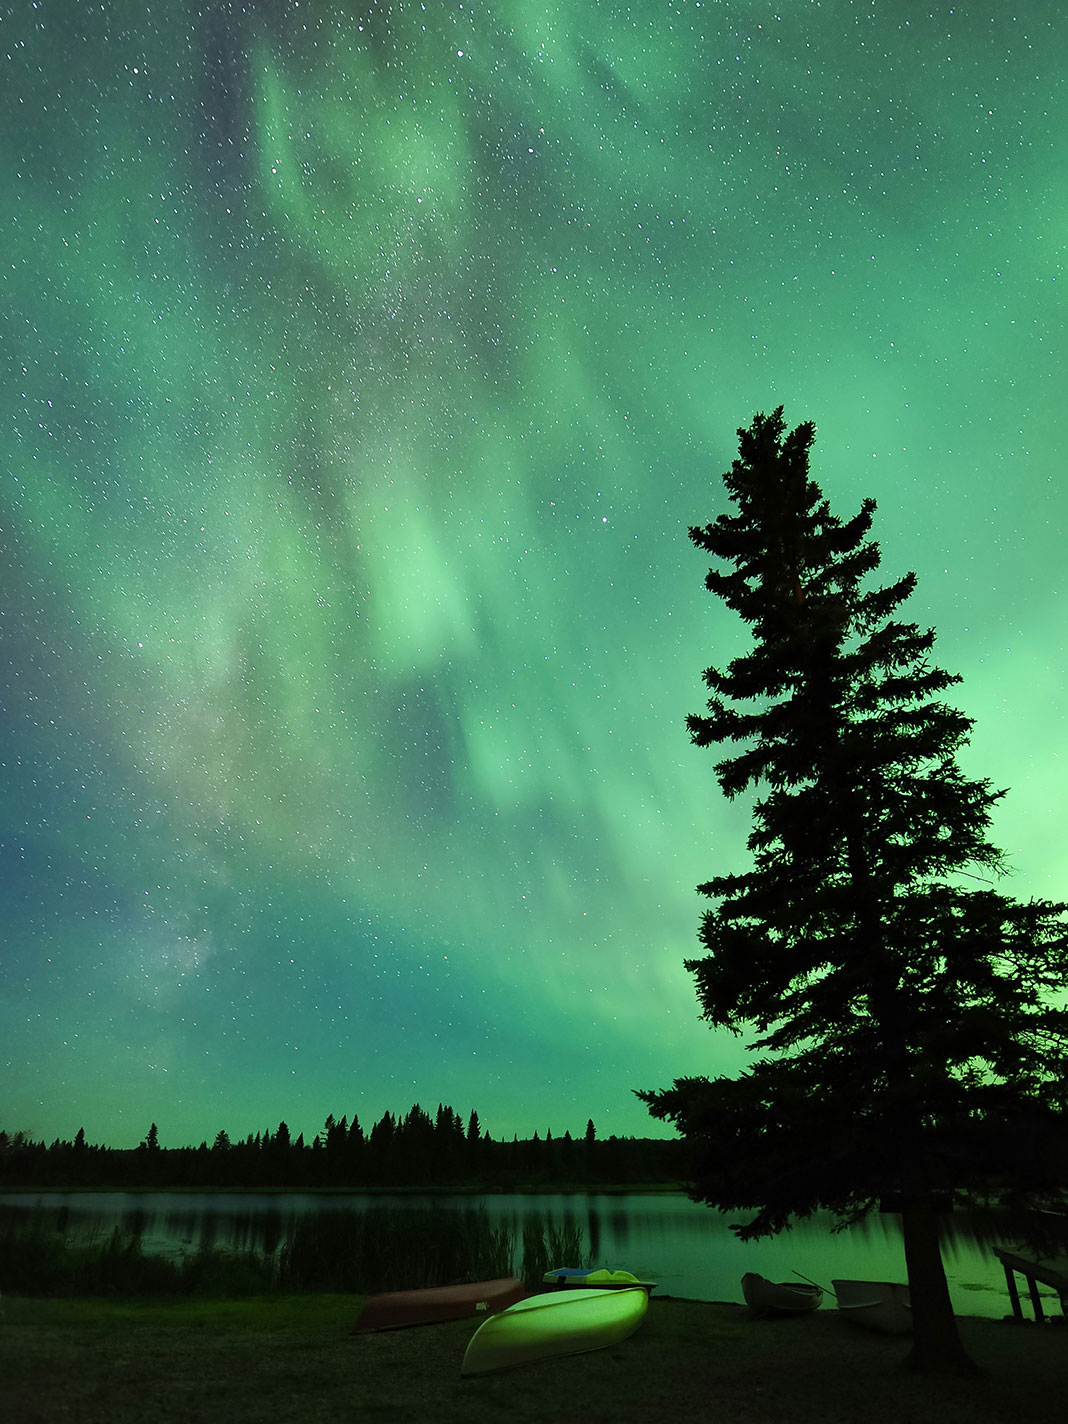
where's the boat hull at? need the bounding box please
[461,1286,649,1376]
[741,1273,822,1315]
[832,1279,911,1335]
[355,1277,526,1332]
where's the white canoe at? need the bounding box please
[832,1279,911,1335]
[741,1272,822,1315]
[460,1286,648,1377]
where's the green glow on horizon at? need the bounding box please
[2,2,1065,1148]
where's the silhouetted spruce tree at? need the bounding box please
[638,408,1068,1374]
[270,1121,292,1183]
[368,1110,396,1182]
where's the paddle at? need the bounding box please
[792,1269,836,1299]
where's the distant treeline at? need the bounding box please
[0,1105,689,1191]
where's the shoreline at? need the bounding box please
[1,1287,1056,1331]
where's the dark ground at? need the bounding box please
[2,1294,1065,1424]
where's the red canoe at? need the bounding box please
[354,1277,527,1332]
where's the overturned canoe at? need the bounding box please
[461,1286,649,1376]
[832,1279,911,1335]
[741,1272,822,1315]
[543,1266,657,1293]
[355,1276,526,1332]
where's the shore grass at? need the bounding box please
[2,1294,1066,1424]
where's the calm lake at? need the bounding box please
[0,1190,1051,1319]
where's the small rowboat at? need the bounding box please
[741,1272,823,1316]
[832,1279,911,1335]
[543,1266,657,1293]
[461,1286,648,1376]
[355,1276,525,1332]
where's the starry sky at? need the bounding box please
[3,2,1065,1150]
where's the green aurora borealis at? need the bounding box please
[3,2,1066,1148]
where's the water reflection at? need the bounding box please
[121,1205,149,1240]
[586,1204,602,1261]
[0,1190,1059,1319]
[261,1208,284,1258]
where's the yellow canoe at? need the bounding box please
[461,1286,648,1377]
[543,1267,657,1292]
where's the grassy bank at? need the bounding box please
[2,1294,1066,1424]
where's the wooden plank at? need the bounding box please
[1001,1261,1023,1321]
[992,1246,1068,1322]
[992,1246,1068,1296]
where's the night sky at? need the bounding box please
[3,2,1065,1149]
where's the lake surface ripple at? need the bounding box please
[1,1190,1051,1319]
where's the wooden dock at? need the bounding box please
[993,1246,1068,1323]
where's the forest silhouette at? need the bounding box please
[0,1107,687,1191]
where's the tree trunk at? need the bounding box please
[900,1198,979,1374]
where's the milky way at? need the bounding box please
[3,2,1065,1146]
